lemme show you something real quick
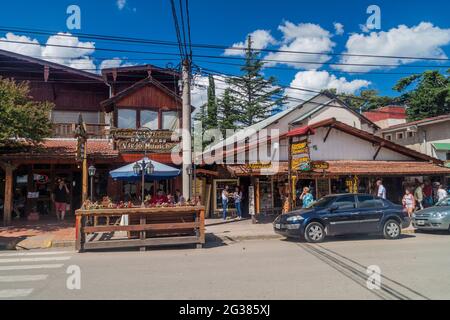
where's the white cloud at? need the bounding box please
[337,22,450,72]
[264,21,336,70]
[334,22,344,36]
[0,32,42,57]
[224,30,277,56]
[285,70,370,103]
[99,57,135,70]
[117,0,126,10]
[191,74,229,109]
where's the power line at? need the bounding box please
[1,25,450,62]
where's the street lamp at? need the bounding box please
[134,158,154,207]
[186,164,193,201]
[88,165,96,201]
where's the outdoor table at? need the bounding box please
[75,206,205,252]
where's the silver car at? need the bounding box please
[412,197,450,232]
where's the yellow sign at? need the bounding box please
[246,162,272,170]
[291,157,310,171]
[292,140,309,155]
[311,161,330,170]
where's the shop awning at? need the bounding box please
[110,157,180,181]
[286,126,316,137]
[226,161,450,177]
[432,143,450,151]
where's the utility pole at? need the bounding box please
[182,59,192,201]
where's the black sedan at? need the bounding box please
[274,194,410,243]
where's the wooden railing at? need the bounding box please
[52,123,109,138]
[75,206,205,252]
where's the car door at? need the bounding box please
[325,195,359,235]
[357,195,385,233]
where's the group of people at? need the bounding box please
[402,181,448,217]
[221,186,243,221]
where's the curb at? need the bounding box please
[217,234,283,242]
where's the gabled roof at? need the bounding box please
[0,48,104,82]
[287,118,442,164]
[100,76,183,112]
[380,114,450,132]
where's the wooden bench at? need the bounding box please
[75,206,205,252]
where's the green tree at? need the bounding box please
[393,70,450,121]
[204,75,218,129]
[0,78,53,147]
[217,88,238,134]
[227,36,285,127]
[324,89,398,111]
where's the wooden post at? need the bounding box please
[287,136,293,212]
[197,208,205,249]
[82,141,88,204]
[140,215,146,252]
[3,165,14,226]
[75,215,82,252]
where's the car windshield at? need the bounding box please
[436,197,450,207]
[308,196,336,209]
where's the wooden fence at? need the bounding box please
[75,206,205,252]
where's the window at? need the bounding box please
[162,111,179,130]
[385,134,392,141]
[118,109,136,129]
[446,152,450,161]
[407,131,415,139]
[141,110,159,130]
[396,132,404,140]
[357,195,385,209]
[333,195,356,210]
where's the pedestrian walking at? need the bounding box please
[300,187,314,209]
[437,184,448,202]
[233,186,243,220]
[402,188,416,218]
[423,181,433,207]
[52,178,70,221]
[414,182,424,210]
[376,179,386,199]
[222,186,229,221]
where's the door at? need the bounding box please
[325,195,359,235]
[357,195,385,233]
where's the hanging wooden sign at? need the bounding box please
[311,161,330,170]
[111,129,179,153]
[291,140,309,155]
[291,157,311,171]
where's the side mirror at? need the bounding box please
[329,204,339,212]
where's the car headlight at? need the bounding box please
[286,216,305,223]
[432,212,448,219]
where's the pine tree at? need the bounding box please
[205,75,218,129]
[226,36,285,127]
[217,88,238,134]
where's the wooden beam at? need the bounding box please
[323,126,334,143]
[2,165,14,226]
[373,143,384,160]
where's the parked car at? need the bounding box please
[412,197,450,232]
[273,193,410,243]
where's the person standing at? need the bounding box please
[300,187,314,209]
[52,179,70,221]
[402,188,416,218]
[376,179,387,199]
[437,184,448,202]
[414,182,424,210]
[423,181,433,207]
[233,187,243,220]
[222,186,229,221]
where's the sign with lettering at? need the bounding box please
[311,161,330,170]
[291,157,311,171]
[111,129,179,153]
[245,162,272,170]
[291,140,309,155]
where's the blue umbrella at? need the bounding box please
[110,157,181,182]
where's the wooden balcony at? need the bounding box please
[52,123,109,139]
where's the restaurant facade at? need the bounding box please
[0,50,185,225]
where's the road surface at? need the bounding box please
[0,231,449,300]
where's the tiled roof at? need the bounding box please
[226,161,450,177]
[0,139,118,160]
[381,114,450,132]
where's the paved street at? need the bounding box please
[0,231,449,300]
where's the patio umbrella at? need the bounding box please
[109,157,181,182]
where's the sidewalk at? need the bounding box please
[0,219,75,250]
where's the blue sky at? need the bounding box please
[0,0,450,106]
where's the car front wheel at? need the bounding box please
[304,222,325,243]
[383,220,401,240]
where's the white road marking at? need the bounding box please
[0,256,71,264]
[0,289,33,298]
[0,275,48,282]
[0,264,64,271]
[0,251,71,257]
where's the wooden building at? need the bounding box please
[0,51,184,226]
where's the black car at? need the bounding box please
[274,193,410,243]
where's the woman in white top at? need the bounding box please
[402,188,416,217]
[437,185,448,202]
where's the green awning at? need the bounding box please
[445,161,450,168]
[432,143,450,151]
